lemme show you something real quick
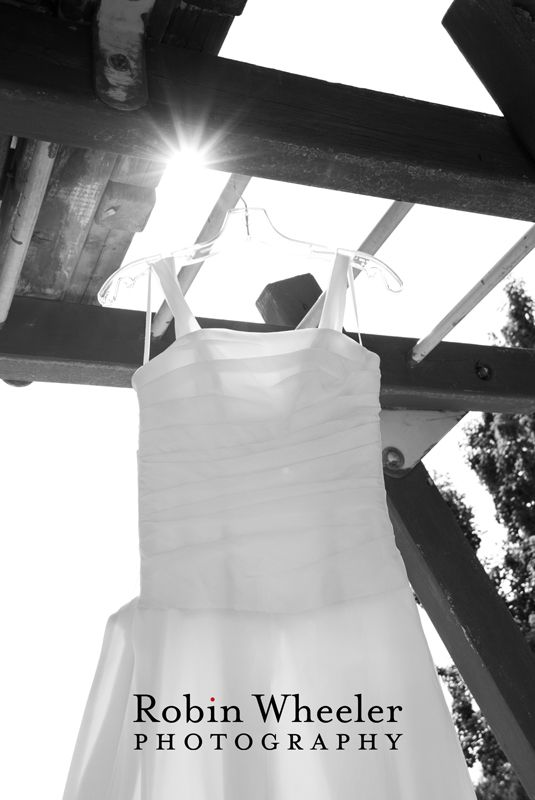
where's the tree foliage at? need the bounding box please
[436,280,535,800]
[438,664,528,800]
[464,281,535,648]
[434,474,481,553]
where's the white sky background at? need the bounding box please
[2,0,533,796]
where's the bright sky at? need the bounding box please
[2,1,532,796]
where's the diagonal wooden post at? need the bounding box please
[386,464,535,799]
[443,0,535,163]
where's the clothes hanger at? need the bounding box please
[98,206,403,362]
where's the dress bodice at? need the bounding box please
[133,257,409,613]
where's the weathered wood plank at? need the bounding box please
[64,155,166,303]
[66,226,137,305]
[146,0,245,48]
[93,181,156,231]
[0,139,36,283]
[59,0,96,23]
[2,7,535,219]
[3,296,535,413]
[444,0,535,166]
[161,2,234,53]
[145,0,181,41]
[0,133,11,199]
[386,463,535,799]
[81,227,142,304]
[16,146,117,300]
[108,155,165,188]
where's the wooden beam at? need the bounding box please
[2,7,535,219]
[0,140,58,323]
[0,139,36,280]
[16,146,117,300]
[443,0,535,167]
[386,463,535,799]
[93,180,156,232]
[64,155,166,304]
[3,296,535,413]
[59,0,96,23]
[256,273,323,328]
[149,0,247,53]
[0,133,10,199]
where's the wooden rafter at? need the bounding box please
[2,6,535,220]
[2,296,535,415]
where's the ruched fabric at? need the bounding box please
[135,328,407,613]
[62,257,476,800]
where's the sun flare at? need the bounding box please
[168,148,206,178]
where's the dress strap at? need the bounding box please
[318,251,349,332]
[151,257,201,340]
[149,252,351,348]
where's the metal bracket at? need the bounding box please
[93,0,156,111]
[380,409,465,477]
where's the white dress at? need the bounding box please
[62,256,476,800]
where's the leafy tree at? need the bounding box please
[438,665,528,800]
[433,474,481,553]
[464,280,535,650]
[435,280,535,800]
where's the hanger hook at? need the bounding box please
[239,194,250,236]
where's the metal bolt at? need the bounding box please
[475,362,492,381]
[382,447,405,471]
[108,53,130,72]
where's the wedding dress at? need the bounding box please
[62,254,476,800]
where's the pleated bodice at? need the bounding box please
[132,258,409,613]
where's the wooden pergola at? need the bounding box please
[0,0,534,794]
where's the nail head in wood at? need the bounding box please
[95,180,156,231]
